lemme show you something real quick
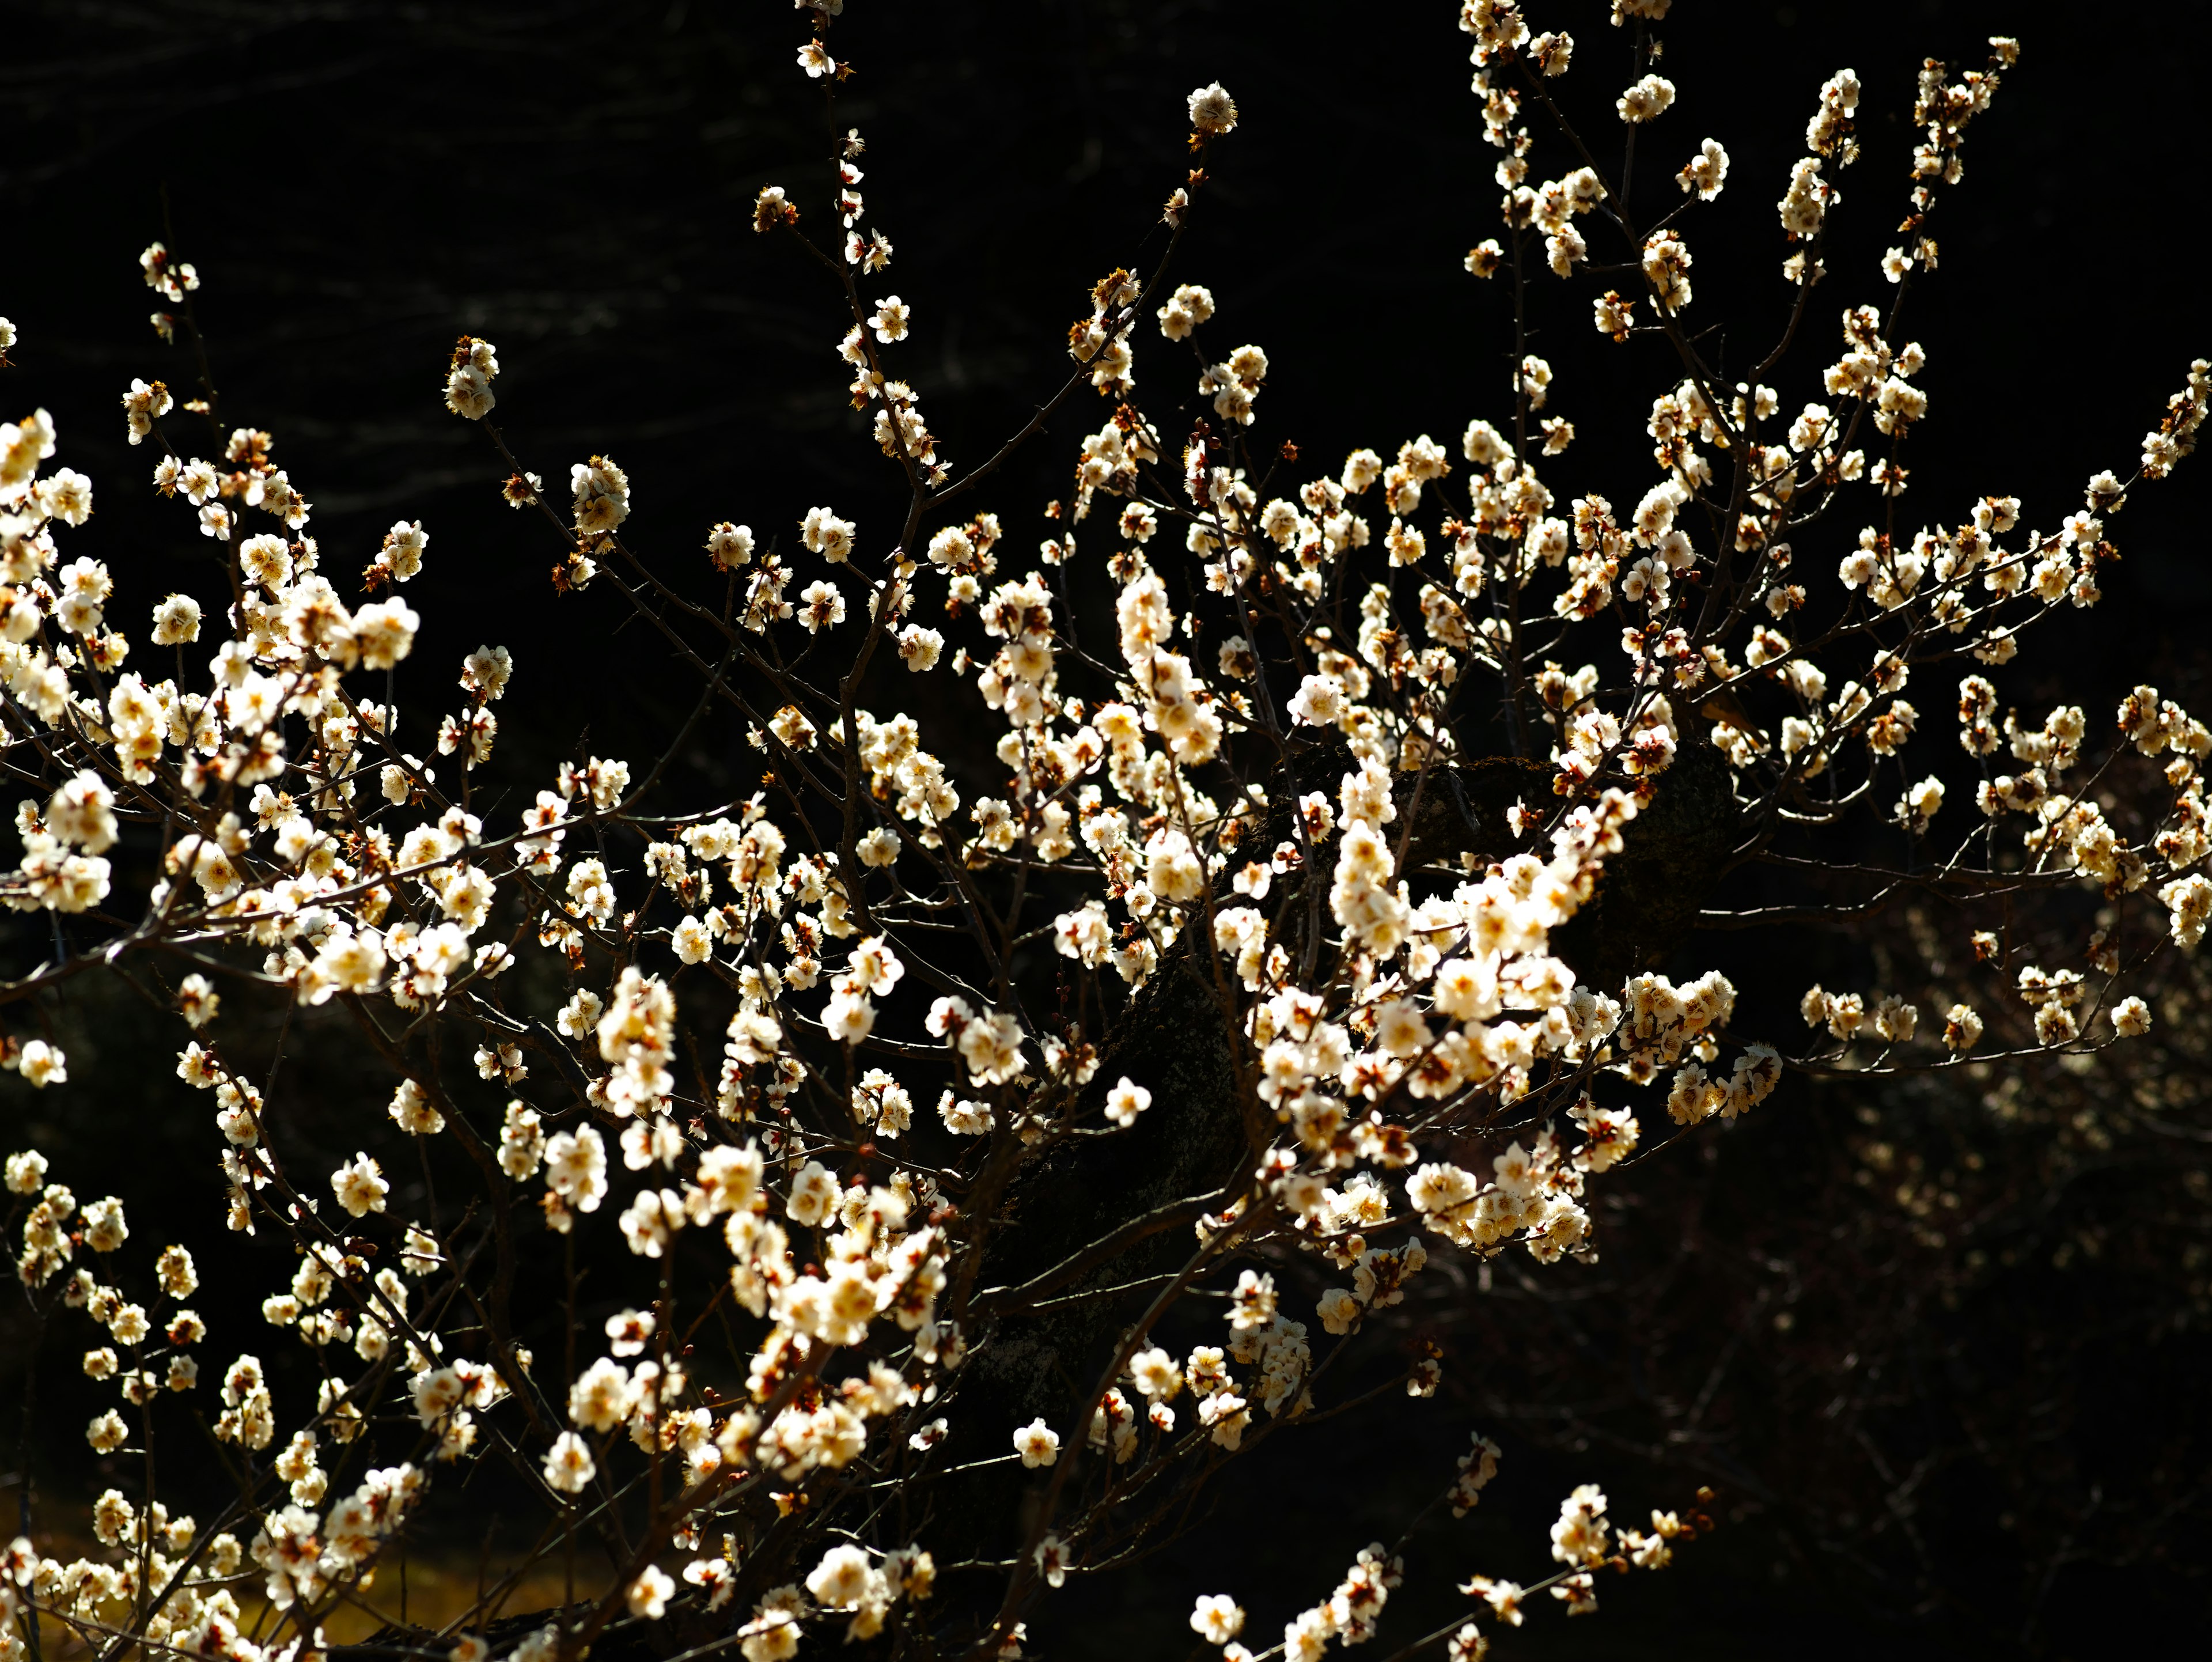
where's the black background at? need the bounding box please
[12,0,2212,747]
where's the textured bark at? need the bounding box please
[1546,737,1741,990]
[925,926,1248,1562]
[342,1603,604,1662]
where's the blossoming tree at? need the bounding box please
[2,3,2207,1660]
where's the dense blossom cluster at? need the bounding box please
[1,5,2205,1661]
